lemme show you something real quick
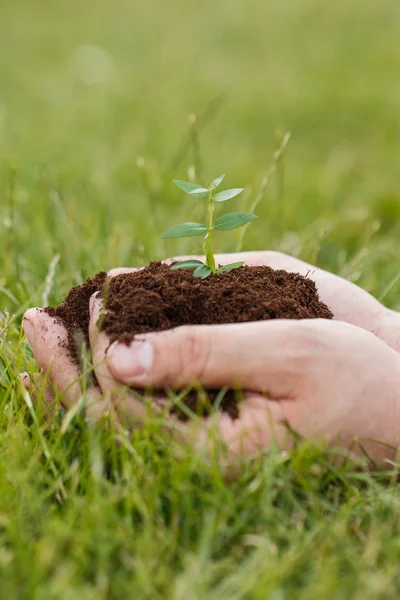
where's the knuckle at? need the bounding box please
[175,325,211,384]
[280,322,324,376]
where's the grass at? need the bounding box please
[1,0,400,596]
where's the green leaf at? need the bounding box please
[213,188,244,202]
[161,222,208,239]
[193,265,212,279]
[213,212,258,231]
[189,187,209,199]
[216,261,244,274]
[209,174,226,190]
[170,260,205,270]
[173,180,202,194]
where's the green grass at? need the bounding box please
[1,0,400,596]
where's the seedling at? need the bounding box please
[161,175,257,278]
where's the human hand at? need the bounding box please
[20,266,138,420]
[104,316,400,466]
[165,251,400,351]
[21,251,400,419]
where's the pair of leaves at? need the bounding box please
[171,259,244,279]
[174,176,224,195]
[209,173,225,190]
[174,178,244,202]
[175,183,209,199]
[161,212,257,239]
[171,260,211,278]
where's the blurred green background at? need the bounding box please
[0,0,399,310]
[1,1,400,597]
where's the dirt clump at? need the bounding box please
[45,261,333,419]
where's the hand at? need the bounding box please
[21,251,400,422]
[104,316,400,466]
[166,251,400,351]
[20,266,139,421]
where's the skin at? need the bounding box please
[21,251,400,465]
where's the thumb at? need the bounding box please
[106,320,313,398]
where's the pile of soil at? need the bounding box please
[45,261,333,419]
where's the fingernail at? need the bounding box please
[23,318,35,348]
[108,340,154,380]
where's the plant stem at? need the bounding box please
[203,189,216,272]
[208,189,213,231]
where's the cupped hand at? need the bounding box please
[20,266,135,419]
[105,317,400,466]
[164,251,400,351]
[21,251,400,436]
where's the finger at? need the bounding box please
[20,371,57,405]
[20,370,63,425]
[22,308,103,416]
[89,292,147,423]
[108,254,390,336]
[107,318,329,396]
[169,251,390,332]
[21,371,60,422]
[23,308,83,407]
[176,391,382,469]
[235,252,391,338]
[19,368,289,455]
[172,393,293,468]
[20,372,31,391]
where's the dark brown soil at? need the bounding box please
[46,271,108,360]
[45,261,333,420]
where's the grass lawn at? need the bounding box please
[1,0,400,597]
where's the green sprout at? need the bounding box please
[161,175,257,279]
